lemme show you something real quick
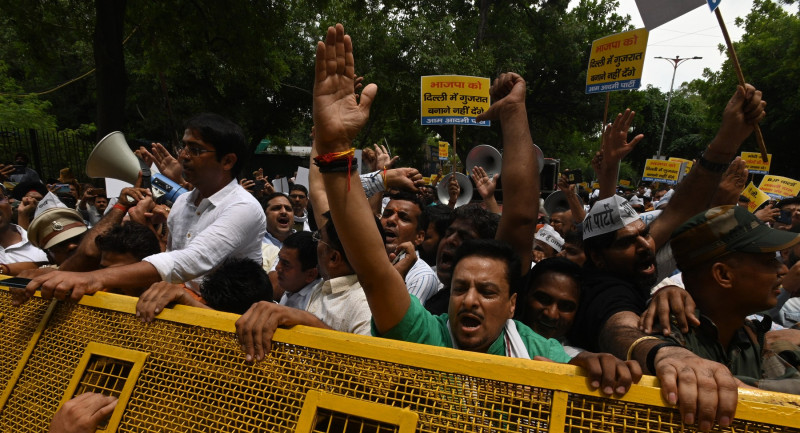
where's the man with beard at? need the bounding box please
[312,24,641,398]
[380,192,439,304]
[569,83,768,431]
[13,113,266,304]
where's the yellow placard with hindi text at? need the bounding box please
[641,159,682,185]
[741,152,772,175]
[668,157,693,175]
[586,28,649,94]
[759,175,800,199]
[421,75,491,126]
[438,141,449,160]
[742,182,771,213]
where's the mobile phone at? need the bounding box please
[253,179,266,191]
[776,210,793,225]
[564,169,583,184]
[55,184,71,194]
[0,277,32,289]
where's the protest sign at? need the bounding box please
[586,29,648,94]
[619,180,631,187]
[741,151,771,175]
[421,76,491,126]
[641,159,682,185]
[742,182,771,213]
[668,157,693,175]
[438,141,449,161]
[759,175,800,200]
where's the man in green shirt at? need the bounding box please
[310,23,640,396]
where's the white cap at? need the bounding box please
[535,224,564,252]
[583,195,640,240]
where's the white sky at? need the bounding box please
[580,0,794,91]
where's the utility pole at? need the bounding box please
[655,55,702,159]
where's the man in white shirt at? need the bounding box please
[13,113,265,303]
[0,185,48,275]
[261,192,295,273]
[277,231,322,310]
[288,185,311,232]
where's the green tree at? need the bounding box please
[692,0,800,177]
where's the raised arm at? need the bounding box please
[475,73,538,273]
[649,84,765,250]
[312,24,409,333]
[596,109,643,200]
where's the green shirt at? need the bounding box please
[371,296,571,363]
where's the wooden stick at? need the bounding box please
[452,125,457,174]
[715,7,768,162]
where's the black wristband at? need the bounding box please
[318,159,358,173]
[698,153,731,173]
[646,341,681,373]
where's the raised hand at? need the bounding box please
[476,72,526,123]
[374,143,399,168]
[601,109,643,168]
[312,24,377,154]
[136,142,183,185]
[470,166,498,200]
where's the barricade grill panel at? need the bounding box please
[1,286,798,432]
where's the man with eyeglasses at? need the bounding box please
[12,113,266,304]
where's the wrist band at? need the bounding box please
[698,152,731,173]
[626,336,661,361]
[646,341,681,373]
[113,203,128,212]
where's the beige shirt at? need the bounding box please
[306,274,371,336]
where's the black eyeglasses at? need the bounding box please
[174,144,216,157]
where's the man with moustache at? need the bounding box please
[660,205,800,393]
[13,113,265,303]
[569,82,768,431]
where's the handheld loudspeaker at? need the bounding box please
[437,172,473,208]
[85,131,141,185]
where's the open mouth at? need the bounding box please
[439,250,455,271]
[277,216,291,226]
[459,313,483,331]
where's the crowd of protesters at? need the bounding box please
[2,23,800,433]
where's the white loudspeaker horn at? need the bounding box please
[543,190,569,216]
[466,144,502,178]
[437,172,473,208]
[533,144,545,174]
[86,131,141,185]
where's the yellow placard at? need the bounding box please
[741,152,772,175]
[742,182,771,213]
[641,159,682,185]
[668,157,693,175]
[619,179,631,186]
[591,182,600,189]
[586,28,649,94]
[759,175,800,199]
[421,75,491,126]
[438,141,449,160]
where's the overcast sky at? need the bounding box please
[584,0,796,91]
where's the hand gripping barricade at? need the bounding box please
[1,278,799,432]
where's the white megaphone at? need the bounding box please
[466,145,502,178]
[436,172,473,208]
[85,131,141,185]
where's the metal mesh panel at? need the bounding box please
[311,408,399,433]
[1,288,798,433]
[565,394,789,433]
[0,301,553,432]
[0,294,51,391]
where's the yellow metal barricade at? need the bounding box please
[0,282,798,432]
